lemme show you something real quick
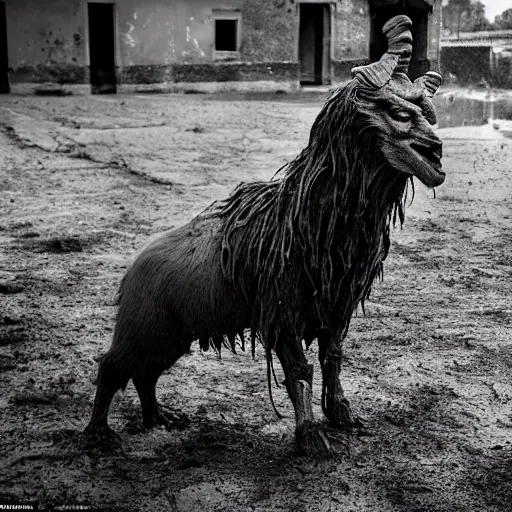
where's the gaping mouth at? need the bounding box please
[383,139,446,188]
[405,140,445,187]
[411,142,443,166]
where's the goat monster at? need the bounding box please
[84,15,445,455]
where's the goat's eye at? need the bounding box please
[389,109,411,122]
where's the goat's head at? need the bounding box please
[349,15,444,188]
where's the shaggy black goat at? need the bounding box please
[84,15,444,454]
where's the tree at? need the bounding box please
[442,0,490,35]
[468,1,491,31]
[494,9,512,30]
[443,0,471,36]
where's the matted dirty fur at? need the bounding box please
[174,79,414,356]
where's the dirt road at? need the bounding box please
[0,92,511,511]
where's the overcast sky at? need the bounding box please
[442,0,510,21]
[482,0,510,20]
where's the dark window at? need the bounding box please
[215,19,238,51]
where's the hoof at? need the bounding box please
[325,397,365,430]
[143,406,190,431]
[351,415,366,430]
[82,424,122,450]
[295,422,333,457]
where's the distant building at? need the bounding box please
[441,30,512,88]
[0,0,442,94]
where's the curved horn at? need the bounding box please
[351,15,413,89]
[413,71,443,125]
[414,71,443,98]
[382,15,413,74]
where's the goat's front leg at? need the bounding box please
[318,330,363,429]
[274,335,331,456]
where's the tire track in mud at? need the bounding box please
[0,109,179,188]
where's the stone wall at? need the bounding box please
[115,0,299,82]
[115,0,373,84]
[334,0,370,62]
[332,0,370,82]
[6,0,87,84]
[4,0,441,89]
[6,0,300,85]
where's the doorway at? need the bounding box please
[370,5,429,81]
[299,3,331,85]
[0,1,9,94]
[88,2,117,94]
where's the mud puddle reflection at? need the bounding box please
[435,90,512,132]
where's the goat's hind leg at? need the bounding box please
[318,331,364,429]
[133,331,192,430]
[274,335,332,456]
[133,362,189,431]
[83,350,134,448]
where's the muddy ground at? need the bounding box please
[0,90,511,512]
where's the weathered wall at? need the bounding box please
[116,0,299,83]
[6,0,87,83]
[4,0,442,88]
[116,0,297,66]
[5,0,299,85]
[331,0,370,81]
[334,0,370,61]
[440,46,512,88]
[238,0,296,62]
[116,0,371,69]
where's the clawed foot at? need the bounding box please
[143,406,190,431]
[82,424,122,451]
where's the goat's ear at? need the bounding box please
[414,71,443,98]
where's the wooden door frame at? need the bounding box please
[296,0,335,85]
